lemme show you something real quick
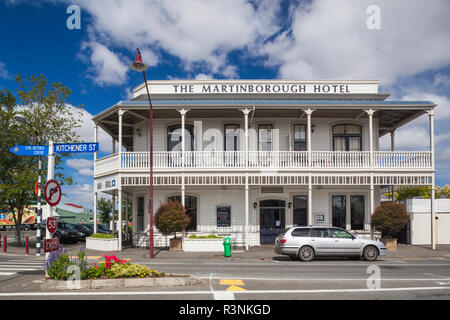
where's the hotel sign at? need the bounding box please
[142,81,379,96]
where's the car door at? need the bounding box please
[330,228,361,255]
[309,228,334,254]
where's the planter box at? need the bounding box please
[183,238,224,252]
[380,237,397,251]
[86,237,119,251]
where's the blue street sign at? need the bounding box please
[9,145,49,156]
[54,142,99,154]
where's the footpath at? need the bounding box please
[2,239,450,263]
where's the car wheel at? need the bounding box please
[363,246,379,261]
[298,246,315,262]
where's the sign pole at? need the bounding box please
[36,156,42,257]
[45,141,55,265]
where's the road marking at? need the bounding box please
[226,285,246,291]
[220,279,244,286]
[201,275,450,282]
[0,286,449,297]
[0,272,15,276]
[210,273,235,300]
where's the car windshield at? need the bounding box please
[62,223,74,230]
[77,224,89,232]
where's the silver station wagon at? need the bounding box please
[275,226,386,261]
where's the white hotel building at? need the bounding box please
[92,80,437,250]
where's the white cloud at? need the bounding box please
[433,73,450,87]
[0,61,10,79]
[81,41,129,86]
[61,184,94,209]
[260,0,450,85]
[70,0,281,79]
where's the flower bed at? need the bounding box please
[86,236,119,251]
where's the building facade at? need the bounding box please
[92,80,437,250]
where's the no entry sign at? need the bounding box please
[44,179,62,207]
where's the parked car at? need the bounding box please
[40,220,80,244]
[275,226,386,262]
[84,224,112,234]
[72,223,91,241]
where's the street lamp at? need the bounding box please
[13,115,43,257]
[129,48,154,259]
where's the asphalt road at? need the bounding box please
[0,254,449,301]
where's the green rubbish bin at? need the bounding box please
[223,237,232,257]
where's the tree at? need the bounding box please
[0,75,83,243]
[371,202,409,238]
[97,198,112,225]
[384,185,450,200]
[155,200,190,238]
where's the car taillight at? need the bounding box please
[280,238,287,244]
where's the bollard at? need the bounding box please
[25,237,29,255]
[3,235,6,253]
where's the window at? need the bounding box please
[137,196,144,232]
[291,228,310,237]
[168,195,197,231]
[167,124,195,151]
[331,229,353,239]
[332,124,362,151]
[332,195,346,229]
[310,228,331,238]
[293,124,307,151]
[350,195,365,230]
[217,206,231,227]
[258,124,273,151]
[293,195,307,226]
[224,124,240,151]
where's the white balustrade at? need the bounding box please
[94,151,432,172]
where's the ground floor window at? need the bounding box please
[350,195,365,230]
[137,196,144,232]
[332,195,346,229]
[293,195,307,226]
[168,195,197,231]
[217,206,231,227]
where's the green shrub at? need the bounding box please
[90,233,114,239]
[371,202,409,238]
[155,200,190,238]
[46,247,88,280]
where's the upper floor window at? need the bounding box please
[167,124,195,151]
[258,124,273,151]
[293,124,307,151]
[332,124,362,151]
[224,124,240,151]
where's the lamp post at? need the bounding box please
[13,115,42,257]
[129,48,154,258]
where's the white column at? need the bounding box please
[118,189,122,251]
[241,108,251,250]
[179,109,189,245]
[428,110,436,249]
[365,109,375,237]
[93,192,98,234]
[305,109,313,226]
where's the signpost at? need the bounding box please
[43,238,59,253]
[44,179,62,207]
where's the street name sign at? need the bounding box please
[44,179,62,207]
[54,142,99,154]
[9,145,48,156]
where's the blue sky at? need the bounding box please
[0,0,449,209]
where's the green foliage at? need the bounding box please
[46,247,88,280]
[371,202,409,238]
[384,185,450,200]
[96,198,112,224]
[89,233,114,239]
[188,234,224,239]
[155,200,190,238]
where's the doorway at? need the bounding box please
[259,199,286,244]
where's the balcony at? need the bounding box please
[95,151,432,176]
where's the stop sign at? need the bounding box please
[46,217,58,234]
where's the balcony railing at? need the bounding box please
[95,151,432,174]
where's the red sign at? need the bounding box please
[44,179,62,207]
[46,217,57,234]
[34,182,39,196]
[44,238,59,253]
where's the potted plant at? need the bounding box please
[371,202,409,250]
[155,200,190,250]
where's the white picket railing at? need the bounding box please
[95,151,432,173]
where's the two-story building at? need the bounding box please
[92,80,437,250]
